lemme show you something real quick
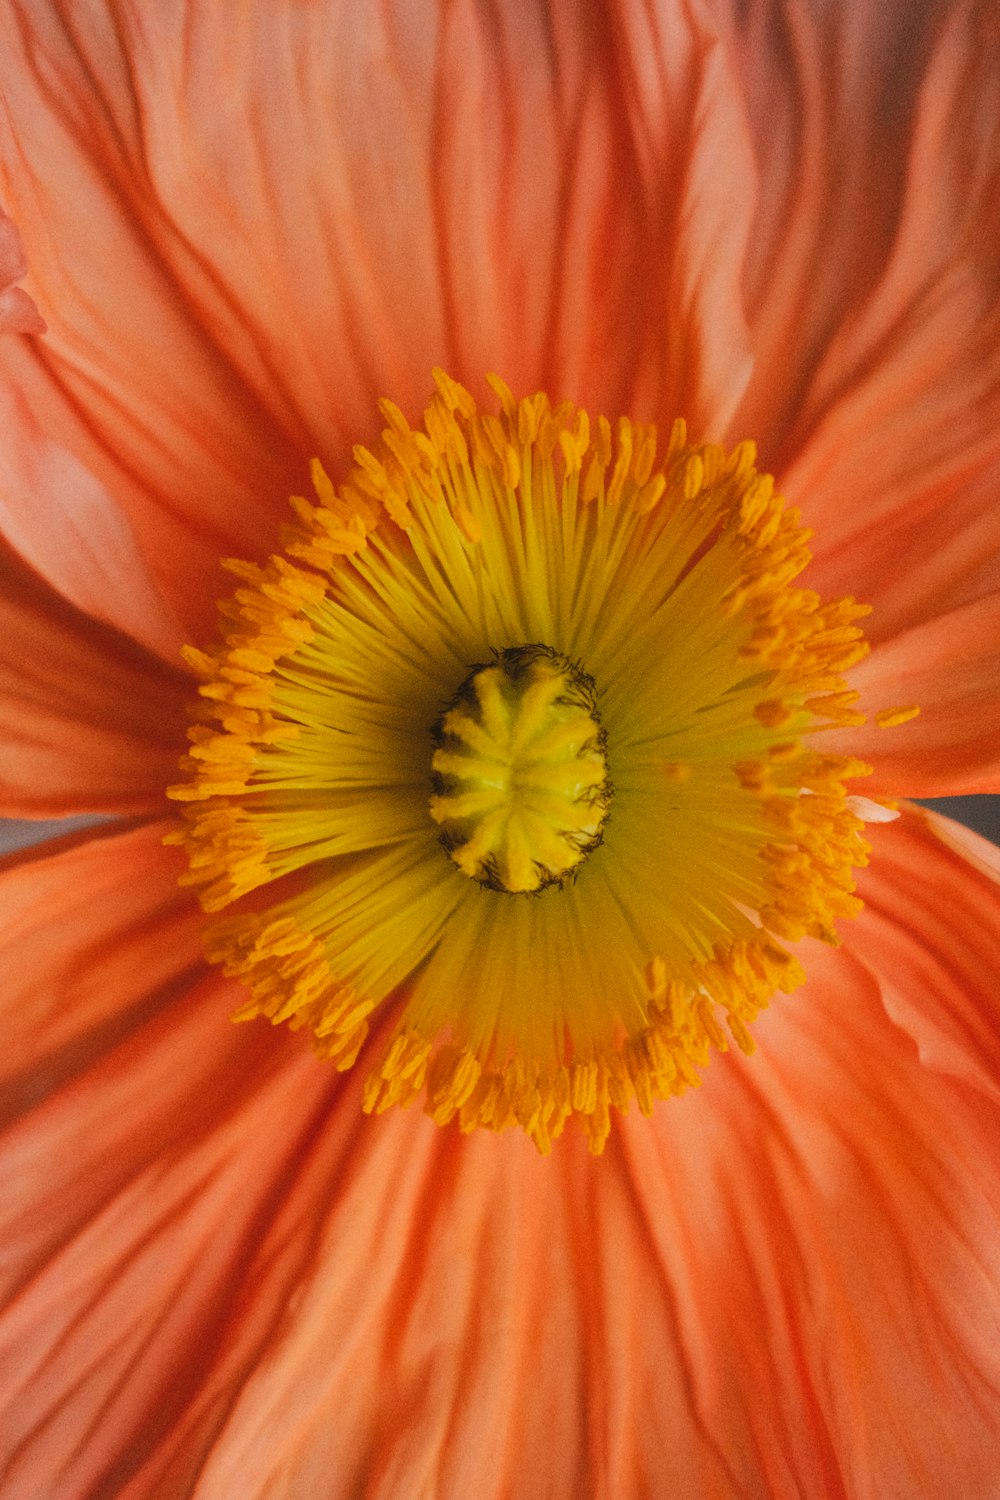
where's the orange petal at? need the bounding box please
[826,592,1000,796]
[0,834,338,1497]
[0,544,187,817]
[0,208,45,335]
[422,0,757,436]
[0,383,184,662]
[0,10,308,638]
[725,4,1000,643]
[804,456,1000,655]
[602,938,1000,1493]
[147,943,1000,1498]
[0,0,755,641]
[3,811,1000,1494]
[848,805,1000,1105]
[0,820,199,1088]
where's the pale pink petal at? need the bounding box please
[0,544,186,817]
[0,383,184,662]
[0,1,755,636]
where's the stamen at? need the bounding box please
[874,705,921,728]
[166,371,908,1153]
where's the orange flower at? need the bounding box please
[2,3,1000,1496]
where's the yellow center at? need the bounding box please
[166,370,913,1154]
[429,645,612,893]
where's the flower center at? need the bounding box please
[429,645,612,893]
[166,370,910,1154]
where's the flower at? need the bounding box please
[2,2,1000,1497]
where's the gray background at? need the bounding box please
[2,797,998,856]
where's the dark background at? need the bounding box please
[2,798,998,856]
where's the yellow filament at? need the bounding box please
[168,369,890,1154]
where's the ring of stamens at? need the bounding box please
[430,644,612,893]
[166,369,906,1154]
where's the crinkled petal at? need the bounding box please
[3,812,1000,1497]
[2,6,999,1497]
[0,819,199,1097]
[0,383,184,662]
[848,805,1000,1105]
[598,907,1000,1497]
[0,208,45,335]
[0,1002,336,1499]
[722,1,1000,644]
[826,593,1000,796]
[160,931,998,1500]
[0,544,187,817]
[0,819,343,1499]
[0,0,754,634]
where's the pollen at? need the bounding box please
[167,370,894,1154]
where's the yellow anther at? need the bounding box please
[874,704,921,728]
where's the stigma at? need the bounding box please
[429,644,612,893]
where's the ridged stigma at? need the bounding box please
[429,644,613,894]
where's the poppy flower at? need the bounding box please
[2,2,1000,1496]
